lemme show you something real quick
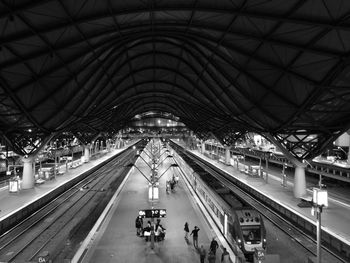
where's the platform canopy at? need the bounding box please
[0,0,350,158]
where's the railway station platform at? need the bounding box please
[73,150,234,263]
[183,144,350,250]
[0,145,132,222]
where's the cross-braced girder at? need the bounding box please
[0,0,349,158]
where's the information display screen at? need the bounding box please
[139,209,167,218]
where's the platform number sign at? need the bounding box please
[37,251,49,262]
[139,209,166,218]
[254,247,265,261]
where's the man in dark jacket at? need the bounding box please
[210,237,219,255]
[135,216,143,236]
[190,226,200,248]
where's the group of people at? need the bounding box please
[135,216,166,242]
[166,174,179,193]
[184,222,230,263]
[199,244,230,263]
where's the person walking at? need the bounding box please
[135,216,143,236]
[221,247,230,263]
[208,250,216,263]
[190,226,200,248]
[184,222,189,239]
[199,245,206,263]
[210,237,219,255]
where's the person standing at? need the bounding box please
[135,216,143,236]
[144,221,152,242]
[190,226,200,248]
[210,237,219,255]
[166,180,170,193]
[184,222,189,239]
[155,224,165,242]
[199,245,206,263]
[221,247,230,263]
[175,174,179,185]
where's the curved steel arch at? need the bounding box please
[10,28,300,133]
[23,35,230,129]
[108,91,223,123]
[95,50,237,111]
[106,83,219,116]
[0,1,350,159]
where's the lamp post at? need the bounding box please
[281,163,287,187]
[258,156,262,177]
[311,188,328,263]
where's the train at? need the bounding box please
[171,145,266,260]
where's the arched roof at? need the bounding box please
[0,0,350,158]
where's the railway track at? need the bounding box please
[171,142,345,263]
[0,142,145,263]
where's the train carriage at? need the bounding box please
[173,145,266,260]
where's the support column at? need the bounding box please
[294,165,307,198]
[22,156,35,189]
[115,139,120,149]
[201,141,205,154]
[106,140,111,152]
[84,146,90,163]
[225,147,231,165]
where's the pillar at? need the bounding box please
[225,147,231,165]
[201,141,205,154]
[22,156,35,189]
[95,142,98,153]
[293,165,306,198]
[84,146,90,162]
[115,139,120,149]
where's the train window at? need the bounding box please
[220,213,224,224]
[242,226,261,242]
[229,222,235,236]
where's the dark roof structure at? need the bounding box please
[0,0,350,159]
